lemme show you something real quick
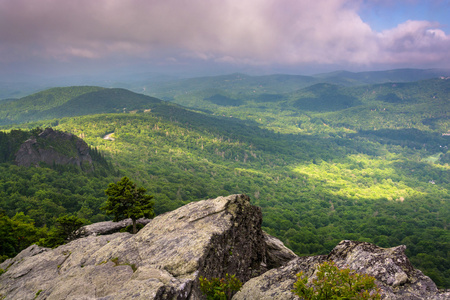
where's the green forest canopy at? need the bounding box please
[0,78,449,287]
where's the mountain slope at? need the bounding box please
[0,81,449,287]
[51,112,449,287]
[0,86,104,125]
[0,87,165,125]
[161,77,449,139]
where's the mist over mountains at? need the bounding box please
[2,68,450,100]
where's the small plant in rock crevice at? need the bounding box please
[199,273,242,300]
[292,261,381,300]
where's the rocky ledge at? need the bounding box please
[0,194,448,300]
[15,127,93,169]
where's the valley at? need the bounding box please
[0,69,449,288]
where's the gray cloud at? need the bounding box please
[0,0,449,73]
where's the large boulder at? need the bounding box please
[0,194,268,299]
[233,240,449,300]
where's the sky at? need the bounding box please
[0,0,449,79]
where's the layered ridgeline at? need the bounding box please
[145,76,450,137]
[121,68,450,98]
[0,75,449,287]
[2,67,449,100]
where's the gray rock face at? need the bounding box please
[15,127,93,169]
[0,194,267,300]
[234,240,449,300]
[328,240,449,299]
[233,254,326,300]
[74,218,152,238]
[263,231,297,269]
[0,195,447,300]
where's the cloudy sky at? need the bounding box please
[1,0,449,78]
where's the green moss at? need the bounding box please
[105,257,138,272]
[111,257,119,266]
[34,289,43,299]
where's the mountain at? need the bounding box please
[142,73,319,98]
[0,87,169,126]
[0,77,449,288]
[137,68,450,103]
[0,195,447,299]
[152,77,450,141]
[2,68,449,101]
[314,68,450,85]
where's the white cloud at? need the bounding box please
[0,0,448,72]
[376,20,450,64]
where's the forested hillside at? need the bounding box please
[0,128,118,261]
[156,78,450,136]
[0,87,164,125]
[0,75,449,287]
[129,68,450,99]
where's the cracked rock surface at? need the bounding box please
[233,240,449,300]
[0,194,268,300]
[1,195,447,300]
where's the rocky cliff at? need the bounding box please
[234,240,449,300]
[0,194,447,300]
[14,127,93,170]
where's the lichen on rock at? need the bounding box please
[0,194,268,299]
[0,194,448,300]
[234,240,449,300]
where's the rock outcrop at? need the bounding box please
[0,194,447,300]
[15,127,93,169]
[73,218,152,238]
[0,194,271,299]
[234,240,449,300]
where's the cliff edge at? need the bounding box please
[0,194,447,299]
[15,127,93,170]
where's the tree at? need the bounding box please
[55,215,85,240]
[0,211,44,261]
[103,176,155,233]
[39,214,85,248]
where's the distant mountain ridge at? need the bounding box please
[2,68,450,101]
[313,68,450,85]
[0,87,164,125]
[141,68,450,99]
[1,76,449,137]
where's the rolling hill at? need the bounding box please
[0,72,449,287]
[0,87,166,125]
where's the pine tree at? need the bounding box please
[103,176,155,233]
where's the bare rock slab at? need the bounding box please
[0,194,267,300]
[233,240,449,300]
[1,195,447,300]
